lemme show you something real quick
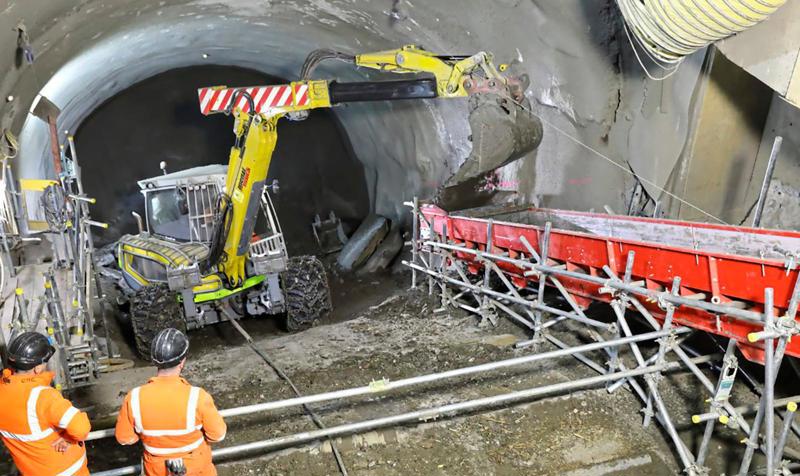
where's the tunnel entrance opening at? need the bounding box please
[73,64,370,255]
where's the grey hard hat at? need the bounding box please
[7,331,55,371]
[150,328,189,369]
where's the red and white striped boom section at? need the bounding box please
[197,83,312,116]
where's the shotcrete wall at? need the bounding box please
[0,1,732,232]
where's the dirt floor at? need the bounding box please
[2,267,797,475]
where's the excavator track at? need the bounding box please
[282,255,332,332]
[130,284,186,360]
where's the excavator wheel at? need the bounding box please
[130,284,186,360]
[282,255,332,332]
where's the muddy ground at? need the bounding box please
[2,268,797,475]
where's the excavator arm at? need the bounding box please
[197,45,541,286]
[354,45,507,98]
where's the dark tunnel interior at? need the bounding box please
[74,65,370,255]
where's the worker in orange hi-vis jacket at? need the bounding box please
[0,331,91,476]
[116,328,227,476]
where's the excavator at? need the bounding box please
[116,45,543,358]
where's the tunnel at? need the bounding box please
[4,0,686,236]
[73,64,369,254]
[2,1,800,475]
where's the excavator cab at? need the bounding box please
[118,165,233,292]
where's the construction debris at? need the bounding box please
[358,226,403,275]
[336,214,389,271]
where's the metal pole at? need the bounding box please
[696,338,738,466]
[86,327,685,441]
[738,337,788,475]
[775,402,798,465]
[693,395,800,424]
[406,260,616,332]
[764,288,776,475]
[410,197,418,289]
[752,136,782,228]
[534,222,551,337]
[480,220,494,322]
[92,357,705,476]
[426,241,766,325]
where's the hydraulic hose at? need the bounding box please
[616,0,787,64]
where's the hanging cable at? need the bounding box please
[300,49,356,80]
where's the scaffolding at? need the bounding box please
[403,199,800,476]
[1,132,109,390]
[90,200,800,476]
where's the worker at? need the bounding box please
[0,331,91,476]
[116,328,226,476]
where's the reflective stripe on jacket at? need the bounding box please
[0,370,91,476]
[116,375,226,476]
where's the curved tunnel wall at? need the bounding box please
[0,0,709,231]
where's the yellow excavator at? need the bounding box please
[116,45,542,357]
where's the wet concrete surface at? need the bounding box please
[1,265,785,476]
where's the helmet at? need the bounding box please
[7,332,55,371]
[150,328,189,369]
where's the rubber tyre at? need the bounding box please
[130,284,186,360]
[282,256,332,332]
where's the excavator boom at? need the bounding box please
[197,45,542,285]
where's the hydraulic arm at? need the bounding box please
[197,45,542,285]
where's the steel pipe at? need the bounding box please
[764,289,776,475]
[406,260,622,331]
[92,356,706,476]
[692,395,800,424]
[752,136,782,228]
[775,402,798,464]
[87,326,685,442]
[424,241,767,325]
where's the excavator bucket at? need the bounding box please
[447,91,543,186]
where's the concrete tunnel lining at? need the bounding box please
[13,5,472,229]
[2,0,718,228]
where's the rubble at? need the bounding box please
[336,214,389,271]
[358,227,404,275]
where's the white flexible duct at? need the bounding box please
[617,0,787,65]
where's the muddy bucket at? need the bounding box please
[447,92,543,186]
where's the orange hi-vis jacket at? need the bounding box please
[0,369,91,476]
[116,375,227,476]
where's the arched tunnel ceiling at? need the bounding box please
[0,0,707,222]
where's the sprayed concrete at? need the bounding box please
[0,0,716,226]
[745,94,800,230]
